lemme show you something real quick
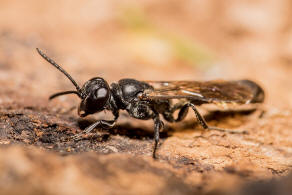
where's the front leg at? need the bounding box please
[72,120,116,140]
[72,111,119,140]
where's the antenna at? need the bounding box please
[36,48,83,98]
[49,90,81,100]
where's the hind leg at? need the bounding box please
[164,103,247,134]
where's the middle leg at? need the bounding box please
[152,115,164,159]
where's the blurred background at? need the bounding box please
[1,1,292,194]
[0,0,292,109]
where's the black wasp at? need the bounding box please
[36,48,265,158]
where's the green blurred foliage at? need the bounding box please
[120,7,214,68]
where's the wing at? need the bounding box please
[141,80,264,104]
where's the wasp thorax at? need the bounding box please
[78,77,110,117]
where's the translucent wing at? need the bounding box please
[141,80,264,104]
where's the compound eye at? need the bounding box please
[96,88,109,99]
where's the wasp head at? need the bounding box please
[36,48,111,117]
[78,77,110,117]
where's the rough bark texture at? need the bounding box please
[1,1,292,195]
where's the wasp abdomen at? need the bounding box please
[238,80,265,103]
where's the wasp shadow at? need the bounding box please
[77,109,257,140]
[204,109,257,121]
[77,119,169,140]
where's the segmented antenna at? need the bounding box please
[49,90,81,100]
[36,48,83,98]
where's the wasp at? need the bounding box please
[36,48,265,158]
